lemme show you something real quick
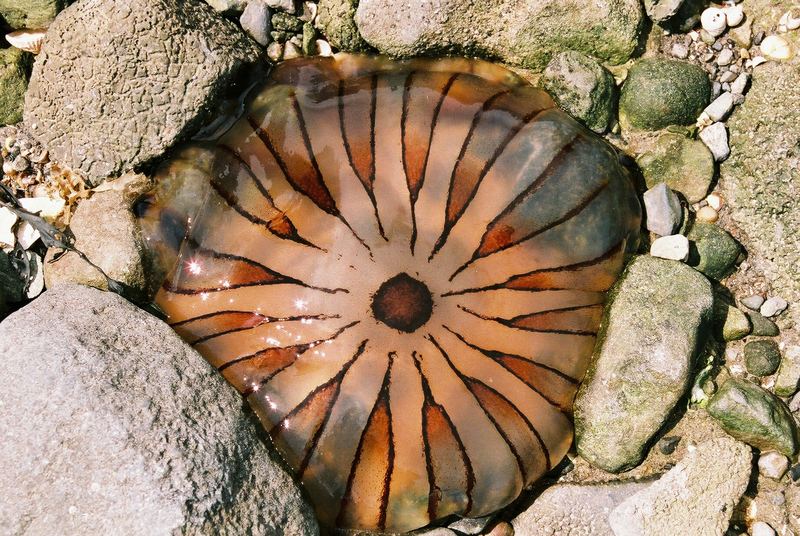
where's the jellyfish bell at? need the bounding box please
[137,54,641,532]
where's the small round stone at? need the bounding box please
[651,234,690,261]
[658,435,681,455]
[758,451,789,480]
[760,296,788,317]
[751,521,777,536]
[744,339,781,376]
[741,295,765,311]
[696,205,719,223]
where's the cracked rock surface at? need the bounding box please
[23,0,263,183]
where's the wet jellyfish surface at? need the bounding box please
[137,54,642,532]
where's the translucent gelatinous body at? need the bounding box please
[137,54,641,532]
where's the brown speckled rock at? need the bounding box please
[23,0,263,183]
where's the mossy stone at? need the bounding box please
[638,132,716,203]
[541,51,616,133]
[716,303,751,342]
[707,377,798,456]
[744,340,781,377]
[0,0,64,29]
[749,311,779,337]
[301,22,316,55]
[619,58,710,131]
[315,0,372,52]
[687,223,741,280]
[0,48,30,126]
[272,12,303,32]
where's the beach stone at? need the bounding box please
[447,516,491,535]
[240,0,273,46]
[204,0,248,12]
[748,311,779,337]
[758,452,790,480]
[717,303,752,342]
[638,132,715,203]
[699,122,730,161]
[0,0,64,28]
[43,174,153,297]
[643,0,707,31]
[316,0,372,51]
[741,294,765,310]
[703,91,734,122]
[744,339,781,376]
[687,223,741,280]
[609,437,751,536]
[575,255,713,473]
[0,284,318,535]
[23,0,263,183]
[774,346,800,397]
[541,51,616,133]
[650,234,690,261]
[512,481,650,536]
[707,377,799,456]
[752,521,777,536]
[354,0,645,71]
[643,182,682,236]
[0,48,30,126]
[619,58,710,130]
[761,296,788,318]
[266,0,296,12]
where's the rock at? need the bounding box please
[448,516,491,535]
[43,174,153,297]
[354,0,645,71]
[266,0,297,13]
[722,60,800,326]
[658,435,681,455]
[0,284,318,534]
[23,0,263,183]
[707,377,799,456]
[650,234,690,261]
[716,48,734,66]
[638,132,715,203]
[671,42,689,59]
[0,0,64,28]
[752,521,777,536]
[744,339,781,376]
[730,73,749,95]
[702,91,734,122]
[0,249,24,304]
[240,0,272,46]
[729,16,753,48]
[512,481,650,536]
[758,452,790,480]
[643,0,707,31]
[717,304,752,342]
[541,51,616,133]
[741,294,765,310]
[574,255,713,473]
[774,346,800,397]
[301,21,316,54]
[686,223,741,280]
[204,0,248,13]
[315,0,372,51]
[695,205,718,223]
[619,58,710,131]
[0,48,30,126]
[643,183,682,236]
[748,311,780,337]
[699,122,730,162]
[608,437,751,536]
[760,296,788,318]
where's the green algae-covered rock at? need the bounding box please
[748,311,780,337]
[687,223,741,280]
[575,255,713,473]
[707,377,798,456]
[744,339,781,377]
[638,132,716,203]
[542,50,616,133]
[0,0,64,28]
[775,346,800,397]
[619,59,710,131]
[316,0,373,52]
[353,0,645,71]
[716,303,752,342]
[0,48,30,126]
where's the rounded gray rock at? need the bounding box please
[0,284,318,535]
[643,182,682,236]
[23,0,263,183]
[744,339,781,376]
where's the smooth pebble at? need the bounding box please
[650,234,690,261]
[761,297,788,317]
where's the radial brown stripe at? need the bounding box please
[506,303,604,334]
[223,344,311,394]
[336,353,395,529]
[458,305,599,336]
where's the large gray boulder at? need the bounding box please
[354,0,645,71]
[574,255,714,473]
[23,0,263,183]
[0,285,318,535]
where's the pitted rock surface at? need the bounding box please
[23,0,262,183]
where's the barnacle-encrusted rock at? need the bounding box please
[0,0,64,29]
[23,0,263,183]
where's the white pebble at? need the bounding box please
[650,234,689,261]
[760,35,793,60]
[724,4,744,27]
[0,206,17,248]
[758,452,789,480]
[751,521,777,536]
[18,196,65,220]
[716,48,734,66]
[730,73,750,95]
[778,10,800,32]
[265,0,295,14]
[702,91,734,122]
[706,193,724,210]
[315,39,333,57]
[699,122,730,162]
[15,220,40,249]
[26,251,44,299]
[701,8,727,37]
[740,295,765,310]
[696,205,718,223]
[761,296,788,317]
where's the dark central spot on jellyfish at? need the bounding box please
[371,273,433,333]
